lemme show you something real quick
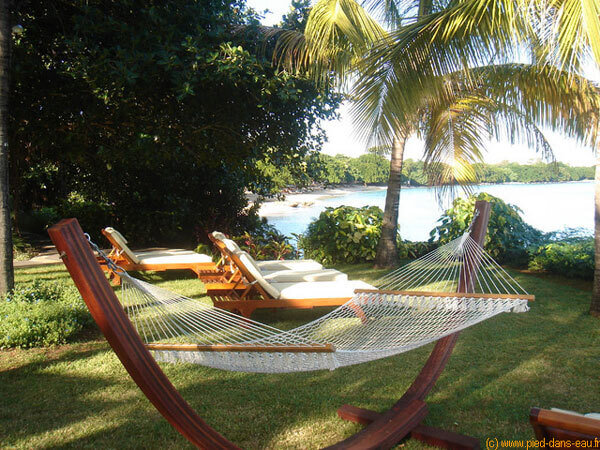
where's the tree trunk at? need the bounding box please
[591,150,600,317]
[374,131,407,268]
[0,4,14,294]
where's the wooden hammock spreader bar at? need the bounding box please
[355,289,535,302]
[146,343,336,353]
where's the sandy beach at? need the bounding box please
[257,185,386,217]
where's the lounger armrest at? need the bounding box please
[530,407,600,438]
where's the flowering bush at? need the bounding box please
[0,281,93,348]
[234,230,293,261]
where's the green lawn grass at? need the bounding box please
[1,264,599,448]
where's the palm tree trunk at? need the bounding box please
[591,150,600,317]
[374,131,407,268]
[0,5,14,294]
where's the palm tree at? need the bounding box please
[0,2,14,294]
[275,0,600,268]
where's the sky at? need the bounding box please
[246,0,599,166]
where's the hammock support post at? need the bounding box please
[333,200,490,449]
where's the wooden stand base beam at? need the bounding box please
[337,405,480,449]
[327,399,428,450]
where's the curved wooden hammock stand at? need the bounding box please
[48,200,491,449]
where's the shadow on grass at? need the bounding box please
[6,263,599,448]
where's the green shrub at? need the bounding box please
[0,281,94,349]
[13,234,36,261]
[529,236,594,280]
[58,193,113,243]
[23,207,60,233]
[194,243,217,261]
[298,205,384,264]
[430,192,543,265]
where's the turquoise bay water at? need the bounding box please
[262,181,594,241]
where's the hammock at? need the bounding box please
[116,231,531,374]
[47,200,531,448]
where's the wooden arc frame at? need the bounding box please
[48,200,490,449]
[333,199,490,449]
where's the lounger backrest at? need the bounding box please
[210,231,242,253]
[103,227,141,265]
[222,238,241,253]
[211,231,227,241]
[234,250,280,299]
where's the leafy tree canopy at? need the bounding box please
[11,0,340,244]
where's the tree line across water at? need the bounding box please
[260,154,594,193]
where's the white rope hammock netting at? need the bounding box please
[117,232,530,373]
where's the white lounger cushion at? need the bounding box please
[262,269,348,283]
[273,280,375,300]
[104,228,212,265]
[256,260,323,271]
[236,251,281,298]
[234,249,371,300]
[134,249,212,265]
[223,238,242,253]
[211,231,227,241]
[104,227,141,264]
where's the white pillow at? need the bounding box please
[235,250,280,298]
[211,231,227,241]
[104,227,140,264]
[222,238,241,253]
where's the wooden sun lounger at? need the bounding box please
[530,408,600,444]
[204,242,369,317]
[206,286,359,317]
[208,232,324,273]
[99,228,227,285]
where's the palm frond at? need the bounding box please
[422,96,488,203]
[271,0,388,87]
[360,0,424,26]
[473,63,600,147]
[530,0,600,71]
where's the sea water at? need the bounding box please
[261,181,594,241]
